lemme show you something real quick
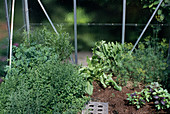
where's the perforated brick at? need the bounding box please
[82,102,108,114]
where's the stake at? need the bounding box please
[122,0,126,44]
[74,0,78,64]
[4,0,11,59]
[37,0,59,36]
[4,0,11,38]
[9,0,15,68]
[24,0,30,36]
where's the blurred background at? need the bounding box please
[0,0,170,75]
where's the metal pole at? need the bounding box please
[122,0,126,44]
[5,0,11,37]
[131,0,164,53]
[74,0,78,64]
[24,0,30,35]
[4,0,11,64]
[22,0,26,28]
[9,0,15,67]
[37,0,59,36]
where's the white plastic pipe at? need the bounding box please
[9,0,15,67]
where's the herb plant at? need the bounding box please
[127,82,170,110]
[0,28,88,113]
[23,27,73,60]
[127,91,146,109]
[0,56,89,113]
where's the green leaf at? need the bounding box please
[153,1,160,5]
[149,4,153,8]
[158,10,162,15]
[95,51,105,59]
[85,81,94,95]
[143,5,148,8]
[137,105,140,109]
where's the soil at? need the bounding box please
[90,81,169,114]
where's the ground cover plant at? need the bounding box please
[0,28,89,113]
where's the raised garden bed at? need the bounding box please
[90,81,169,114]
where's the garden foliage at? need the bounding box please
[127,82,170,110]
[141,0,170,22]
[0,28,89,113]
[80,37,169,95]
[24,27,73,60]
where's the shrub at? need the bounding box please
[23,27,73,60]
[0,28,88,113]
[130,37,169,86]
[0,55,89,113]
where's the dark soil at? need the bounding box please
[91,81,169,114]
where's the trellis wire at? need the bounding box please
[28,23,170,27]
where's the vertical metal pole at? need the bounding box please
[4,0,11,64]
[5,0,11,37]
[24,0,30,36]
[74,0,78,64]
[9,0,15,67]
[38,0,59,35]
[122,0,126,44]
[22,0,26,27]
[131,0,163,53]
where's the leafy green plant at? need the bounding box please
[80,37,169,95]
[142,82,170,110]
[141,0,170,22]
[0,28,88,113]
[123,37,169,87]
[80,41,125,95]
[127,91,146,109]
[132,37,169,85]
[0,53,89,113]
[127,82,170,110]
[24,27,73,60]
